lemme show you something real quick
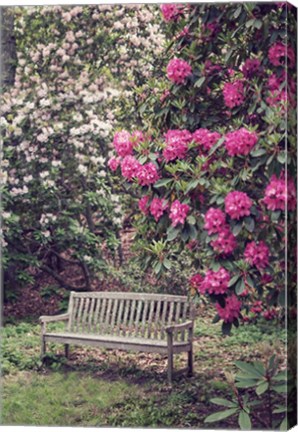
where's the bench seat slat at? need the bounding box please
[44,332,191,354]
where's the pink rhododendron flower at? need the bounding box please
[225,191,252,220]
[121,156,141,180]
[199,268,230,295]
[250,300,263,314]
[192,128,221,152]
[203,60,222,76]
[169,200,190,227]
[268,42,295,68]
[204,208,226,235]
[163,129,192,162]
[108,156,120,172]
[211,227,237,255]
[241,58,261,78]
[216,294,241,323]
[137,162,160,186]
[149,197,168,221]
[244,241,270,270]
[166,58,192,84]
[138,195,150,215]
[263,308,278,320]
[224,128,258,157]
[160,4,183,21]
[202,21,220,40]
[263,174,296,211]
[113,130,134,157]
[223,80,245,109]
[189,273,204,290]
[131,130,145,144]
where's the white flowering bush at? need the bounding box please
[1,5,165,292]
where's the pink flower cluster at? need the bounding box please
[137,162,160,186]
[211,227,237,255]
[268,42,295,68]
[113,130,134,157]
[169,200,190,227]
[199,267,230,295]
[263,174,296,211]
[223,80,245,109]
[160,4,184,21]
[108,156,120,172]
[166,58,192,84]
[113,129,144,157]
[138,195,150,215]
[121,156,141,180]
[189,273,204,290]
[216,294,241,323]
[163,129,192,162]
[150,197,168,221]
[204,60,222,76]
[225,128,258,157]
[225,191,252,220]
[244,241,270,270]
[192,128,221,152]
[204,208,226,235]
[241,58,261,79]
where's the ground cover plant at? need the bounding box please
[1,312,287,428]
[1,2,296,430]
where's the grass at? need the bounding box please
[1,312,287,428]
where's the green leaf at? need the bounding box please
[235,278,246,295]
[273,371,286,382]
[167,227,180,242]
[277,151,286,164]
[238,411,252,430]
[235,361,263,377]
[254,19,262,29]
[273,407,287,414]
[244,217,255,233]
[228,274,241,287]
[204,408,238,423]
[208,136,225,156]
[253,361,265,375]
[234,5,242,18]
[272,384,287,394]
[235,380,259,389]
[187,215,196,225]
[251,148,267,157]
[185,179,200,194]
[210,398,238,408]
[194,76,206,88]
[163,258,172,270]
[154,178,173,188]
[279,417,287,431]
[256,381,269,395]
[246,18,255,28]
[232,222,242,236]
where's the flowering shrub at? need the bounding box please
[1,5,166,292]
[109,2,296,333]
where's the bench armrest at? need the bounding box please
[39,313,69,324]
[165,320,193,334]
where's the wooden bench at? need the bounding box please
[39,291,196,383]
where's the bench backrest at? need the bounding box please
[67,291,195,341]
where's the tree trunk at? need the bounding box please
[1,7,17,89]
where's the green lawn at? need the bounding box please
[1,313,286,428]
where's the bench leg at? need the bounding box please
[65,344,70,359]
[168,352,173,384]
[167,333,174,384]
[188,346,193,376]
[41,338,46,361]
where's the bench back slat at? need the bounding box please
[68,292,193,340]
